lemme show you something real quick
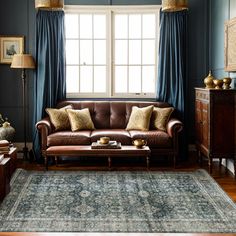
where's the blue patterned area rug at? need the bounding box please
[0,169,236,232]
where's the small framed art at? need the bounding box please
[225,17,236,72]
[0,36,24,64]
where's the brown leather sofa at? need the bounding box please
[36,100,183,167]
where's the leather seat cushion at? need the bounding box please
[129,130,172,148]
[91,129,132,145]
[47,131,91,146]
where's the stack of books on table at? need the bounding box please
[91,140,122,149]
[0,140,10,154]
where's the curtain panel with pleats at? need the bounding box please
[156,10,188,159]
[157,10,187,121]
[33,10,66,162]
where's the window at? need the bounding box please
[65,6,160,98]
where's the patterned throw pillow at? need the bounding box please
[46,105,72,131]
[152,107,174,131]
[66,108,95,131]
[126,105,154,131]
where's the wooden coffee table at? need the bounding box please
[45,145,151,170]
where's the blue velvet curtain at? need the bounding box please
[157,10,187,121]
[33,10,66,162]
[156,10,188,159]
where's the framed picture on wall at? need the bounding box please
[0,36,24,64]
[225,17,236,72]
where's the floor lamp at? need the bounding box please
[11,54,36,160]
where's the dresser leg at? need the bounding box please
[219,157,222,167]
[198,150,203,167]
[208,157,213,174]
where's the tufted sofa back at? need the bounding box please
[56,100,171,129]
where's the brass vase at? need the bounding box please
[204,70,214,89]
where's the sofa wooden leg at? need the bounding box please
[55,156,58,166]
[146,156,150,170]
[44,156,48,171]
[173,155,176,169]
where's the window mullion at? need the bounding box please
[127,14,129,94]
[109,10,113,97]
[78,13,81,93]
[141,14,143,95]
[92,14,95,93]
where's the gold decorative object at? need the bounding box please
[162,0,188,12]
[35,0,64,9]
[132,139,147,148]
[204,70,214,89]
[99,136,110,144]
[223,77,232,89]
[213,79,224,89]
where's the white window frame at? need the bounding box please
[65,5,161,99]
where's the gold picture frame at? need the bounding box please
[0,36,24,64]
[225,17,236,72]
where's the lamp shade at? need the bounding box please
[35,0,64,9]
[10,54,35,69]
[162,0,188,12]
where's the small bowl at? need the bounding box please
[132,139,147,148]
[100,136,110,144]
[223,77,232,89]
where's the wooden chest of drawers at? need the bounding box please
[195,88,236,176]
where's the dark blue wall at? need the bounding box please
[0,0,211,144]
[209,0,236,85]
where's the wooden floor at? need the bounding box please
[1,152,236,236]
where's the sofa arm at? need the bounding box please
[35,117,53,152]
[166,118,183,138]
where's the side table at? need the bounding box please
[4,147,17,178]
[0,157,10,201]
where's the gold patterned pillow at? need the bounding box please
[152,107,174,131]
[126,105,154,131]
[66,108,95,131]
[46,105,72,131]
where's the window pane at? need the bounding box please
[143,14,156,38]
[66,40,79,64]
[80,40,92,65]
[94,14,106,39]
[66,66,79,93]
[80,14,92,38]
[94,40,106,65]
[65,14,79,39]
[142,66,155,93]
[115,66,127,93]
[129,40,141,65]
[129,14,141,39]
[115,40,128,65]
[142,40,155,64]
[80,66,93,92]
[94,66,106,93]
[115,14,128,39]
[129,66,141,93]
